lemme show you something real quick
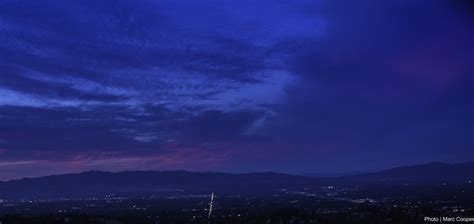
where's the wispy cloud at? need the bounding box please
[0,0,472,179]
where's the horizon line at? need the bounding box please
[2,161,472,182]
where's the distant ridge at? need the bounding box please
[0,162,472,199]
[0,170,319,199]
[343,162,474,183]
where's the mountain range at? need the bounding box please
[343,162,474,183]
[0,162,472,199]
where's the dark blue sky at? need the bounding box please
[0,0,473,180]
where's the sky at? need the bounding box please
[0,0,473,180]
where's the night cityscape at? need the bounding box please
[0,165,473,223]
[0,0,473,223]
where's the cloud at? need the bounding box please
[179,109,266,143]
[263,0,474,162]
[0,0,472,178]
[0,104,267,163]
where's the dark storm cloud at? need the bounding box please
[260,0,473,170]
[285,0,472,86]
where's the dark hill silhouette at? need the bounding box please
[343,162,474,183]
[0,170,320,199]
[0,162,472,199]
